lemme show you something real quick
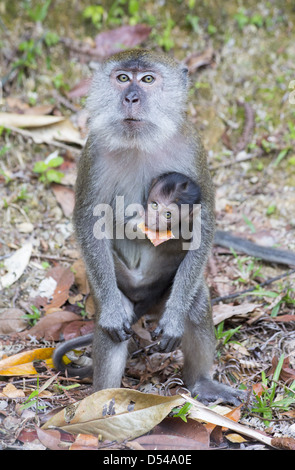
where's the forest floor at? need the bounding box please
[0,0,295,451]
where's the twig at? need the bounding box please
[60,37,104,60]
[31,253,75,262]
[211,268,295,304]
[235,100,255,154]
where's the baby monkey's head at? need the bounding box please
[145,172,201,232]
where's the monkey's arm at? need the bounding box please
[214,230,295,266]
[73,145,133,343]
[53,333,93,378]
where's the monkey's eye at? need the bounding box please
[151,201,158,210]
[164,211,172,219]
[117,74,130,83]
[141,75,154,84]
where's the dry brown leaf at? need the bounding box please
[35,427,67,451]
[68,78,92,99]
[51,183,75,217]
[0,308,27,334]
[62,319,94,340]
[151,416,209,446]
[1,112,84,147]
[213,302,260,325]
[226,433,247,443]
[43,388,185,441]
[1,383,25,398]
[268,356,295,383]
[33,266,75,313]
[184,47,215,73]
[27,119,84,146]
[24,105,55,115]
[20,310,81,341]
[94,24,152,57]
[270,314,295,322]
[271,437,295,450]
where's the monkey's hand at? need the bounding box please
[151,315,183,352]
[99,311,132,343]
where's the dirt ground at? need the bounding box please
[0,0,294,451]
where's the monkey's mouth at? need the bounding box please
[124,118,142,123]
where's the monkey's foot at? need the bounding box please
[189,378,246,406]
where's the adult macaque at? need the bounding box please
[53,49,295,404]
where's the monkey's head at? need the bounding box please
[87,49,189,152]
[145,172,201,232]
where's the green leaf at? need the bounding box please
[33,161,48,173]
[274,148,289,166]
[45,169,64,183]
[242,215,256,233]
[47,156,64,168]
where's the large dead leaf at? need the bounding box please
[0,112,84,147]
[20,310,81,341]
[0,348,54,376]
[94,24,152,57]
[213,302,260,325]
[43,388,185,441]
[0,243,32,288]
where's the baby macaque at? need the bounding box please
[138,172,201,246]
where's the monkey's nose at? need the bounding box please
[123,91,140,105]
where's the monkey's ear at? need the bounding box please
[150,176,160,188]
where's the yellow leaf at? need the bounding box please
[226,433,247,443]
[0,348,54,376]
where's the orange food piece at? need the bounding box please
[138,222,175,246]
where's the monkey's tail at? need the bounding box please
[53,333,93,378]
[214,230,295,267]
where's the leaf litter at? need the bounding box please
[1,0,295,451]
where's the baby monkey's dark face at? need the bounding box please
[145,173,201,233]
[146,191,179,232]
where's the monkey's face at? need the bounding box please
[145,198,180,232]
[87,50,188,152]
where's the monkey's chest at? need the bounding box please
[112,238,184,302]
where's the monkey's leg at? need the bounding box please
[92,292,134,391]
[181,284,245,405]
